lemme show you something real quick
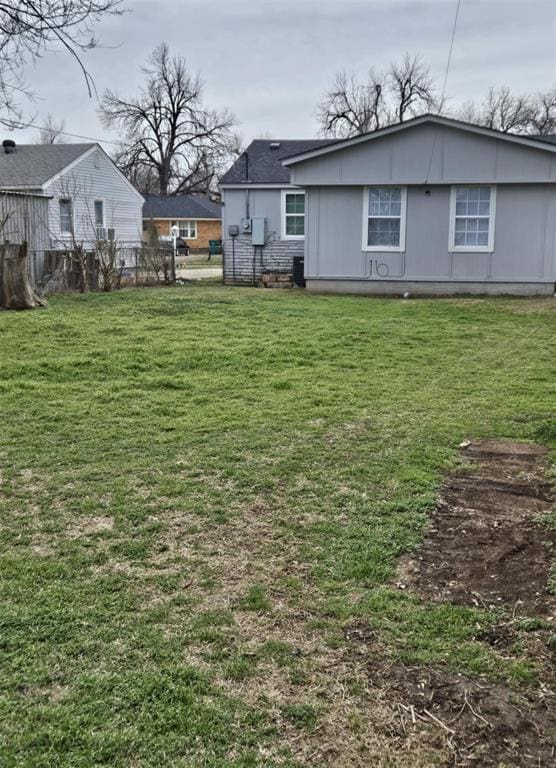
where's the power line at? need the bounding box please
[424,0,463,184]
[4,117,121,147]
[440,0,462,110]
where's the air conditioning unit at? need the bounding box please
[96,226,107,241]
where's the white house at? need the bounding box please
[0,139,144,279]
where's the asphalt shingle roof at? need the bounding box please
[0,142,95,188]
[142,194,221,219]
[219,139,337,185]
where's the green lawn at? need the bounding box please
[0,287,554,767]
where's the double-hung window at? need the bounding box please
[282,190,305,238]
[450,186,496,251]
[59,198,72,234]
[363,186,406,251]
[171,219,197,239]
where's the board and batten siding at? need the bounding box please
[304,184,556,293]
[43,146,143,249]
[290,123,556,295]
[222,187,303,284]
[289,123,556,187]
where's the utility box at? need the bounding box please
[240,217,251,234]
[251,217,265,246]
[228,224,239,237]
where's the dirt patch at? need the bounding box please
[398,439,556,616]
[366,659,556,768]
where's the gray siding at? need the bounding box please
[290,124,556,186]
[222,187,303,284]
[222,188,283,236]
[222,237,303,285]
[305,184,556,287]
[0,191,51,284]
[43,146,143,250]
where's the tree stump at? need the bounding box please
[0,242,47,310]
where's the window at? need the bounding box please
[94,200,104,227]
[450,186,496,251]
[363,187,406,251]
[282,190,305,238]
[59,198,72,234]
[171,220,197,239]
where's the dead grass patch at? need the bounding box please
[66,515,114,538]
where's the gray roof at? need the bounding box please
[219,139,337,185]
[142,193,221,219]
[0,142,95,188]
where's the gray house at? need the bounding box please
[220,115,556,295]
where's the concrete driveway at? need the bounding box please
[176,267,222,281]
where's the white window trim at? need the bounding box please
[362,186,407,252]
[281,189,305,240]
[449,185,496,253]
[171,219,198,240]
[94,199,105,228]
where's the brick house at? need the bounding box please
[142,194,221,253]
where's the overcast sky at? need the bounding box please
[10,0,556,149]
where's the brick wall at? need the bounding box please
[144,218,222,252]
[223,237,304,285]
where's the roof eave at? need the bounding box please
[219,182,299,189]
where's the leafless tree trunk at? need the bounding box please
[0,241,47,309]
[99,43,235,196]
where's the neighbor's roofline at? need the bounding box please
[142,216,221,221]
[281,114,556,166]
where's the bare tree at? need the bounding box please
[462,86,532,133]
[526,88,556,135]
[457,86,556,135]
[317,69,385,138]
[317,54,437,138]
[0,1,123,127]
[388,54,438,123]
[99,43,235,196]
[35,114,66,144]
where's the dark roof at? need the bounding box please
[0,142,95,188]
[219,139,337,185]
[142,193,221,219]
